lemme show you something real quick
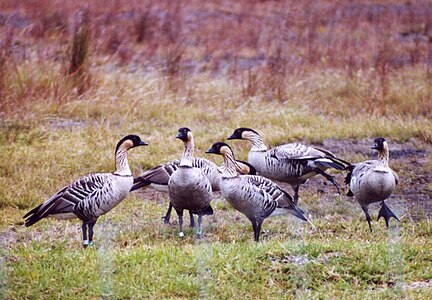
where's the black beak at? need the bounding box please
[136,140,149,147]
[176,132,187,140]
[371,143,378,150]
[227,132,239,140]
[206,146,218,154]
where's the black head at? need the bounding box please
[115,135,148,153]
[227,127,259,140]
[371,137,386,151]
[176,127,192,142]
[206,142,232,156]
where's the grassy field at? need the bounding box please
[1,1,432,299]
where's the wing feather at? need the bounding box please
[24,173,110,226]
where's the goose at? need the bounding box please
[131,157,256,226]
[23,135,148,247]
[344,137,399,232]
[206,142,309,241]
[168,127,213,238]
[227,127,350,204]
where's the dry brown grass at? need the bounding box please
[0,0,431,117]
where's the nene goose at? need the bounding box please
[345,138,399,232]
[168,127,213,238]
[227,127,349,204]
[131,157,256,225]
[23,135,148,247]
[206,142,309,241]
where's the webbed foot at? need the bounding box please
[377,202,399,228]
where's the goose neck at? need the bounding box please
[248,133,268,151]
[180,136,194,167]
[376,143,390,169]
[114,145,132,176]
[221,151,239,178]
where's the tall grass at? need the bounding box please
[0,27,14,114]
[1,0,431,117]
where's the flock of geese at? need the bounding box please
[23,127,400,247]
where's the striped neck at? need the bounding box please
[218,161,248,175]
[221,150,239,178]
[246,131,268,151]
[376,142,390,170]
[114,144,132,176]
[180,134,194,167]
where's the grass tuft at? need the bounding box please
[68,10,91,95]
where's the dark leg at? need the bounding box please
[255,220,263,242]
[189,210,195,228]
[292,185,300,205]
[176,209,184,238]
[361,205,373,232]
[314,168,340,194]
[163,203,173,224]
[196,215,203,239]
[250,218,263,242]
[82,222,88,247]
[377,201,399,228]
[87,221,96,247]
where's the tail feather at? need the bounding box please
[201,205,214,216]
[131,165,173,192]
[276,190,308,222]
[24,213,43,227]
[24,201,59,227]
[329,156,351,167]
[290,205,308,222]
[23,192,76,227]
[343,164,355,197]
[130,178,152,192]
[23,203,42,219]
[344,164,354,185]
[23,204,44,227]
[313,148,351,165]
[315,157,346,170]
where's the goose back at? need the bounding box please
[248,144,334,185]
[74,173,133,220]
[220,176,277,221]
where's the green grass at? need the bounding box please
[3,200,432,299]
[1,68,432,299]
